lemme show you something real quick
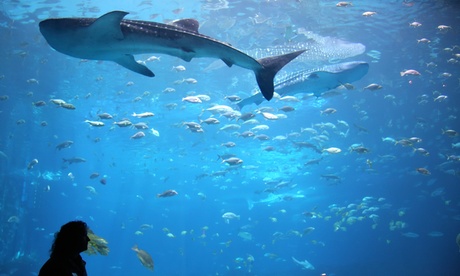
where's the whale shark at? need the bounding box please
[237,61,369,109]
[247,33,366,62]
[39,11,305,101]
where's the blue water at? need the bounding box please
[0,0,459,275]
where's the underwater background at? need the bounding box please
[0,0,459,275]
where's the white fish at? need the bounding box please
[222,212,240,224]
[337,120,349,128]
[219,124,240,131]
[292,256,314,270]
[182,96,202,103]
[183,78,197,84]
[323,147,341,154]
[150,128,160,137]
[162,87,175,93]
[273,135,287,141]
[206,105,234,114]
[279,95,300,102]
[382,137,396,143]
[243,119,259,125]
[251,125,269,131]
[145,55,160,62]
[172,65,186,71]
[261,112,278,120]
[300,128,318,135]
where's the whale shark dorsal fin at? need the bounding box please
[169,19,200,34]
[88,11,129,40]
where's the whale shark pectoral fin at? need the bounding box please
[88,11,129,40]
[221,58,234,67]
[178,47,196,62]
[114,54,155,77]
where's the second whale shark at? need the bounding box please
[237,61,369,109]
[39,10,305,101]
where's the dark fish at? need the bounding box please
[133,122,149,129]
[132,245,154,271]
[238,113,256,121]
[292,142,322,154]
[130,131,146,139]
[27,159,38,170]
[114,120,132,127]
[350,146,370,154]
[60,103,76,110]
[63,157,86,164]
[221,142,236,148]
[32,100,46,107]
[279,106,295,112]
[56,140,74,150]
[320,174,341,182]
[97,112,113,119]
[225,95,241,102]
[211,171,227,177]
[157,189,178,198]
[353,123,369,133]
[89,172,100,179]
[304,158,322,166]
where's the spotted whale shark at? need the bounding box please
[39,11,305,101]
[237,61,369,109]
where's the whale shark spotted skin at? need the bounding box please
[39,11,305,101]
[237,61,369,109]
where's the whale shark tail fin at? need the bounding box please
[255,50,306,101]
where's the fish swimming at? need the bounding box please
[62,157,87,164]
[38,11,305,101]
[292,256,315,270]
[237,61,369,109]
[131,244,154,271]
[247,193,305,210]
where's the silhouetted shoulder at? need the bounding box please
[38,257,70,276]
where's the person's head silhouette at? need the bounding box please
[39,220,90,276]
[50,220,90,256]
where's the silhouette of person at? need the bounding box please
[39,220,90,276]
